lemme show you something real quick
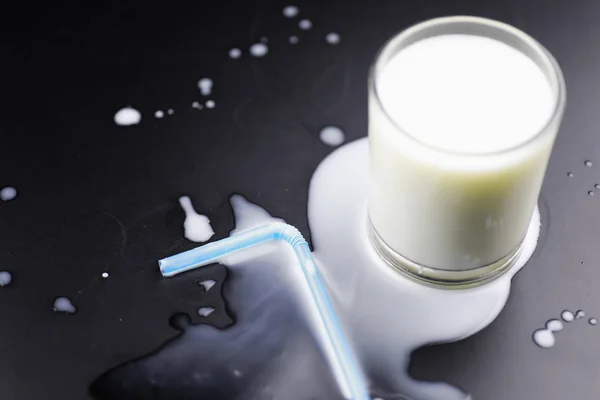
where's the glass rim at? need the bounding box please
[370,15,567,158]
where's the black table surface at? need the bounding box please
[2,1,600,399]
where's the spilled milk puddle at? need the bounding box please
[90,248,345,400]
[90,138,542,400]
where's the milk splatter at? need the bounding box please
[319,126,345,146]
[283,5,299,18]
[299,19,312,30]
[92,138,542,399]
[198,280,216,292]
[101,272,109,278]
[229,48,242,59]
[250,43,268,57]
[585,160,593,167]
[198,78,213,96]
[167,109,174,115]
[561,310,574,322]
[0,271,12,287]
[576,310,586,319]
[546,319,563,332]
[590,318,597,325]
[179,196,215,243]
[308,138,541,399]
[114,107,141,126]
[326,33,341,44]
[289,36,299,44]
[197,307,215,317]
[192,101,203,110]
[229,194,284,236]
[154,110,165,119]
[90,194,345,400]
[205,100,215,109]
[0,187,17,201]
[53,297,77,314]
[532,329,555,348]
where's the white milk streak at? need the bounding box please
[179,196,215,243]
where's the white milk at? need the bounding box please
[53,297,77,314]
[370,33,558,271]
[114,107,141,126]
[0,186,17,201]
[0,271,12,286]
[309,138,540,399]
[179,196,215,243]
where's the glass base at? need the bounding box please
[367,221,523,289]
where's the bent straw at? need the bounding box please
[158,222,370,400]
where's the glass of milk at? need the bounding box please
[368,16,566,287]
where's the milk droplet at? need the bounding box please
[299,19,312,30]
[567,172,574,177]
[167,109,174,115]
[576,310,586,319]
[533,329,555,348]
[155,110,164,119]
[588,191,594,196]
[233,369,243,378]
[596,184,600,189]
[0,187,17,201]
[561,310,575,322]
[192,101,203,110]
[0,271,12,287]
[53,297,77,314]
[546,319,563,332]
[179,196,215,243]
[289,36,299,44]
[283,5,299,18]
[101,272,109,278]
[585,160,593,167]
[198,279,216,292]
[319,126,345,147]
[198,78,213,96]
[250,43,268,57]
[590,318,597,325]
[91,137,541,400]
[229,48,242,59]
[205,100,215,109]
[325,32,340,44]
[114,107,141,126]
[197,307,215,317]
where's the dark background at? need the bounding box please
[1,0,600,399]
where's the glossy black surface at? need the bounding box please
[2,1,600,399]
